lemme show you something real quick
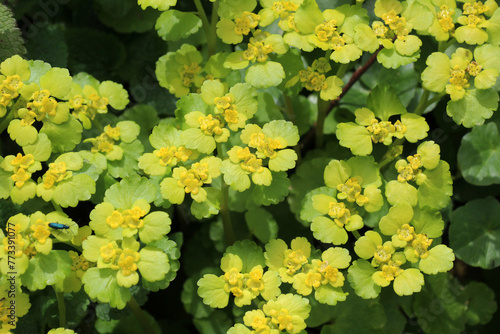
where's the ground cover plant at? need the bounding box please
[0,0,499,333]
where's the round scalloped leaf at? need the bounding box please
[419,245,455,274]
[458,122,500,186]
[181,128,216,154]
[82,268,130,309]
[324,159,350,189]
[311,216,348,245]
[23,133,52,161]
[464,281,498,326]
[393,268,424,296]
[250,171,289,206]
[294,0,323,34]
[348,156,382,187]
[142,237,181,291]
[0,54,29,79]
[268,149,298,172]
[245,206,278,243]
[367,83,406,120]
[117,121,140,143]
[401,113,429,142]
[385,180,418,207]
[300,187,336,223]
[446,89,497,128]
[107,140,144,178]
[190,187,221,219]
[138,0,176,11]
[315,285,349,306]
[40,115,83,153]
[8,119,38,147]
[347,259,380,299]
[99,81,129,109]
[137,246,170,282]
[377,47,420,70]
[39,67,72,99]
[412,207,444,238]
[450,197,500,269]
[417,161,452,210]
[51,174,95,208]
[335,123,373,156]
[155,10,202,42]
[217,0,257,19]
[220,160,251,192]
[104,175,156,209]
[245,61,285,89]
[181,269,217,318]
[139,211,171,244]
[379,202,413,236]
[224,239,265,273]
[262,120,300,146]
[20,250,72,291]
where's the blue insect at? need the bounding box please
[48,222,78,239]
[48,222,71,230]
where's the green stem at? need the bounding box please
[413,89,431,116]
[216,142,235,246]
[127,297,156,334]
[209,1,219,57]
[51,200,64,213]
[194,0,216,56]
[54,288,66,328]
[335,63,349,79]
[352,230,361,240]
[438,38,456,53]
[315,98,329,148]
[378,139,404,170]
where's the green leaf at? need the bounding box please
[449,197,500,269]
[464,281,498,326]
[20,251,72,291]
[245,61,285,89]
[52,174,96,208]
[251,171,290,206]
[217,0,256,18]
[82,268,131,309]
[197,274,228,309]
[319,293,386,334]
[347,260,381,299]
[289,157,331,220]
[367,83,406,120]
[417,161,453,210]
[40,115,83,153]
[225,239,265,273]
[193,311,232,334]
[107,140,144,178]
[294,0,323,34]
[181,270,217,318]
[419,245,455,275]
[245,206,278,243]
[156,10,202,42]
[446,89,498,128]
[458,122,500,186]
[413,274,468,334]
[104,175,156,209]
[300,187,336,223]
[0,4,26,62]
[191,187,221,219]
